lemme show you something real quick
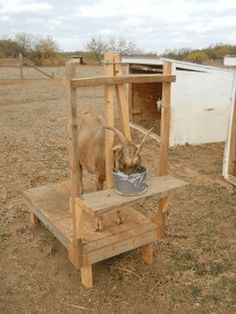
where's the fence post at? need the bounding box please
[19,53,23,79]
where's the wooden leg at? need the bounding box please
[29,212,39,225]
[68,239,82,269]
[140,243,153,264]
[153,196,170,240]
[81,264,93,288]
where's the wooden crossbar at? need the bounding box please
[71,74,176,88]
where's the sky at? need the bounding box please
[0,0,236,53]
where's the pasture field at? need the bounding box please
[0,66,235,313]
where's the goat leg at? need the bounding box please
[79,163,84,195]
[96,173,105,191]
[95,216,104,232]
[115,210,124,225]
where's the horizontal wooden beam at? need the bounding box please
[71,74,176,88]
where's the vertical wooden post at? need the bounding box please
[154,195,170,240]
[68,201,84,268]
[19,53,23,79]
[29,212,39,225]
[140,243,153,264]
[104,53,115,188]
[81,253,93,288]
[159,61,172,176]
[154,61,172,240]
[113,54,132,141]
[66,62,82,201]
[66,61,83,268]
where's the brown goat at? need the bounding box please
[77,113,152,193]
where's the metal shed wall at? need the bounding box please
[123,57,235,146]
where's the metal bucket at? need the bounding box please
[112,166,147,196]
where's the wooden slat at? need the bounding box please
[83,222,156,264]
[81,175,186,215]
[71,74,176,88]
[129,122,161,143]
[24,187,71,248]
[24,175,186,220]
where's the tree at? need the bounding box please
[86,36,141,62]
[162,48,191,60]
[15,33,36,52]
[106,37,140,55]
[86,37,107,62]
[15,33,59,65]
[0,38,24,58]
[186,50,209,64]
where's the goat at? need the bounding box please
[77,113,152,192]
[77,113,152,229]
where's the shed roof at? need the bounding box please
[122,56,235,73]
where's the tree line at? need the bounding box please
[0,33,235,66]
[162,44,236,64]
[0,33,61,66]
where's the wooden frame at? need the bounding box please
[24,52,187,288]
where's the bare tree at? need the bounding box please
[86,36,141,62]
[15,33,59,65]
[106,37,140,55]
[15,33,36,51]
[86,37,108,62]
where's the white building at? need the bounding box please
[223,73,236,186]
[122,56,236,146]
[224,55,236,67]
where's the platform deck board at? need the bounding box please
[82,175,187,215]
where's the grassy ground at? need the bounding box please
[0,66,235,313]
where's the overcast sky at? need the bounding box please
[0,0,236,53]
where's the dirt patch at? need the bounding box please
[0,66,235,314]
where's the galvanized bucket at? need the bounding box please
[112,166,147,196]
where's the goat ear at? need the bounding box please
[112,145,122,152]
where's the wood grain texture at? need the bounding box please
[71,74,176,88]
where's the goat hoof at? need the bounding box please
[116,216,124,225]
[95,222,104,232]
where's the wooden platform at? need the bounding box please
[24,175,186,264]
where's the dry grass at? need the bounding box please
[0,66,235,314]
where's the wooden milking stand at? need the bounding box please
[24,53,187,288]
